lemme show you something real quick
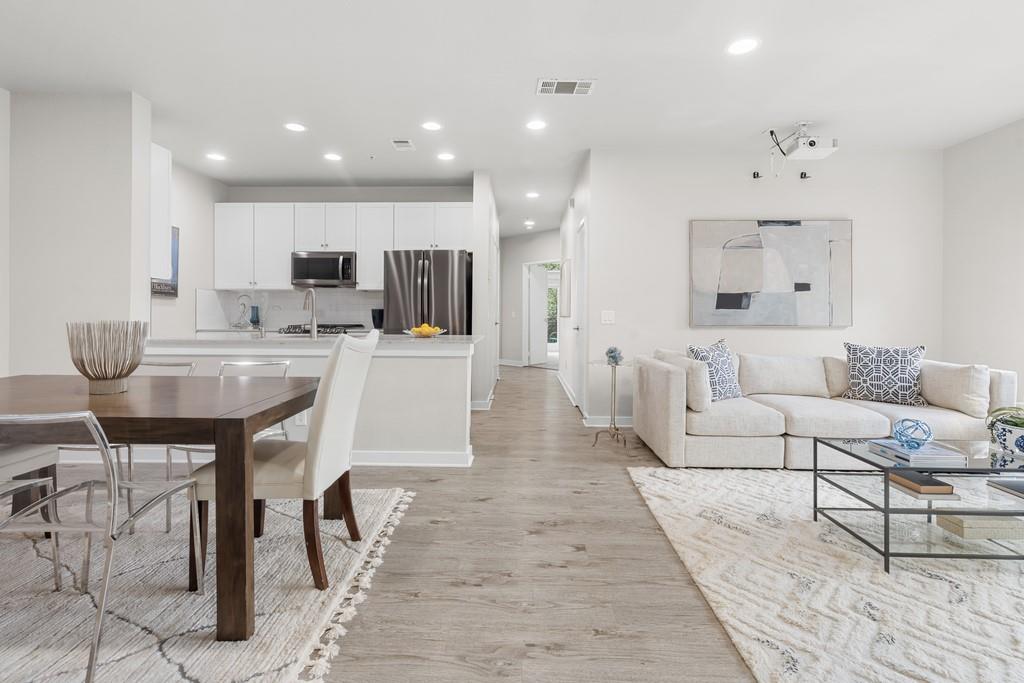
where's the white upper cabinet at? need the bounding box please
[434,203,474,249]
[294,203,326,251]
[394,203,436,250]
[214,204,255,289]
[253,204,295,289]
[355,203,395,290]
[324,203,357,250]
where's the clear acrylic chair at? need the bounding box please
[168,360,290,538]
[0,469,60,589]
[0,411,203,683]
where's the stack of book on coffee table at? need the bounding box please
[868,438,969,468]
[937,514,1024,540]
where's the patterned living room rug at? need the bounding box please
[0,488,412,682]
[629,467,1024,683]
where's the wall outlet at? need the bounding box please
[295,410,309,426]
[601,310,616,324]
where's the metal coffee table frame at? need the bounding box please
[813,437,1024,573]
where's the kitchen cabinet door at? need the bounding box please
[356,203,394,290]
[394,203,436,249]
[325,203,357,250]
[294,203,326,251]
[214,203,255,289]
[253,203,295,289]
[434,203,474,250]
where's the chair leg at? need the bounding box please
[44,480,61,591]
[338,471,361,542]
[81,533,92,594]
[302,499,329,590]
[126,446,135,535]
[189,500,208,592]
[86,537,116,683]
[253,499,265,538]
[164,447,174,533]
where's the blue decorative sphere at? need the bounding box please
[892,418,933,450]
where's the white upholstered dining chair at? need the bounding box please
[191,331,378,589]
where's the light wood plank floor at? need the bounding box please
[59,366,752,681]
[331,366,752,682]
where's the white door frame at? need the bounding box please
[520,259,559,366]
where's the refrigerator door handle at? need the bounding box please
[425,256,433,323]
[416,257,425,324]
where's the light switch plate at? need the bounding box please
[601,310,615,324]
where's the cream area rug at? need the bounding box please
[629,467,1024,683]
[0,488,412,682]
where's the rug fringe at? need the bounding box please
[300,490,415,681]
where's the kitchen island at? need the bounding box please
[145,334,481,467]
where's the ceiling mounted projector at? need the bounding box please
[782,134,839,159]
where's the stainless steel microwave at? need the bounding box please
[291,251,356,287]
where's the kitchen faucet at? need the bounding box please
[302,288,318,340]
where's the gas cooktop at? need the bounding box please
[278,323,366,336]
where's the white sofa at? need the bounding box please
[633,349,1018,469]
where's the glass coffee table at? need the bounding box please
[813,437,1024,572]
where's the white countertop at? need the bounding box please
[145,333,482,358]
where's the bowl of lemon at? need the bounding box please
[405,323,447,338]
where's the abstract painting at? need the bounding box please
[690,219,852,327]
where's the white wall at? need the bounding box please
[0,88,9,377]
[9,92,152,373]
[471,171,500,408]
[944,118,1024,400]
[584,149,945,421]
[225,185,472,203]
[498,229,559,363]
[150,163,228,337]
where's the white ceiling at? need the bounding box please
[2,0,1024,236]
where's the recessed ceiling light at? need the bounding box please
[524,220,535,226]
[421,121,443,131]
[205,152,226,161]
[284,122,307,132]
[526,191,540,199]
[726,37,760,55]
[323,153,342,161]
[526,120,547,131]
[437,152,455,161]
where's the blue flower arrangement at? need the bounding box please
[605,346,623,366]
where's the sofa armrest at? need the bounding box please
[633,356,687,467]
[990,369,1019,410]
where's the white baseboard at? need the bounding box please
[351,448,474,468]
[582,416,634,428]
[471,388,495,411]
[499,358,525,367]
[556,372,576,406]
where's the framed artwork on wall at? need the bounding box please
[151,226,180,298]
[690,219,852,327]
[558,258,572,318]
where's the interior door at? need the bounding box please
[294,203,326,251]
[394,203,436,249]
[528,264,549,365]
[356,203,395,290]
[253,203,295,288]
[324,203,356,250]
[434,203,473,249]
[214,203,255,289]
[573,220,588,411]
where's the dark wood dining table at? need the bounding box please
[0,374,319,641]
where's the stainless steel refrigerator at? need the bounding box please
[383,250,473,334]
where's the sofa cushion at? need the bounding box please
[686,397,785,437]
[835,398,989,441]
[842,342,927,406]
[919,360,990,419]
[654,348,712,412]
[738,353,829,398]
[823,356,850,397]
[747,394,891,438]
[682,435,784,468]
[783,435,877,471]
[688,339,742,402]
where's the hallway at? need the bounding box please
[334,366,752,681]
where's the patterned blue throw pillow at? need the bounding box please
[688,339,742,402]
[842,342,927,406]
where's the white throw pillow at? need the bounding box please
[823,356,850,397]
[654,348,713,412]
[919,360,990,418]
[738,353,830,398]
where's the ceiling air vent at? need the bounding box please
[536,78,595,95]
[391,139,416,151]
